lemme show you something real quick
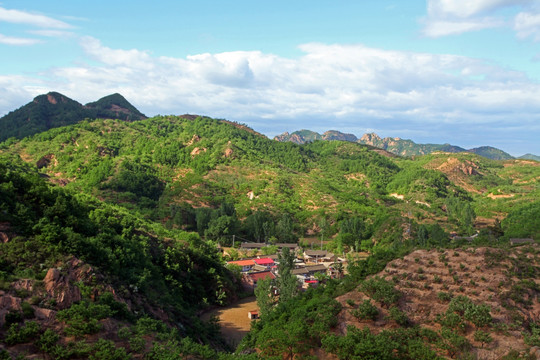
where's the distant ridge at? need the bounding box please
[275,129,516,160]
[0,92,147,142]
[519,153,540,161]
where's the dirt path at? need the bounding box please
[202,296,258,347]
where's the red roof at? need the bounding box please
[250,271,276,282]
[254,258,275,265]
[305,280,318,283]
[228,260,256,267]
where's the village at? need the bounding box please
[223,242,352,319]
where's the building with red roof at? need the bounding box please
[227,259,256,272]
[254,258,275,269]
[242,271,276,292]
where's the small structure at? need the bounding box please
[510,238,535,246]
[248,310,259,320]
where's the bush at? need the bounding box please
[437,291,452,302]
[474,330,493,347]
[5,321,40,345]
[360,277,401,308]
[387,307,409,326]
[351,300,379,320]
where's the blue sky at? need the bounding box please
[1,1,540,156]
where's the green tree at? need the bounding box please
[277,247,298,303]
[255,277,275,319]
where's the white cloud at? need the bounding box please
[0,7,72,28]
[514,11,540,40]
[422,0,537,37]
[0,33,40,45]
[428,0,531,18]
[28,29,75,38]
[1,41,539,154]
[422,18,503,37]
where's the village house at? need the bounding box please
[240,242,266,251]
[291,264,329,287]
[254,257,275,270]
[303,250,336,263]
[227,259,256,272]
[242,271,276,292]
[275,243,301,253]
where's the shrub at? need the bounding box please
[351,300,379,320]
[360,277,401,308]
[474,330,493,348]
[437,291,452,302]
[387,307,409,326]
[5,321,40,345]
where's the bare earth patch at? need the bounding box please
[201,296,258,348]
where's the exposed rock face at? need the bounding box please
[42,258,100,310]
[224,147,234,158]
[43,268,82,309]
[359,133,383,146]
[0,294,22,326]
[322,130,358,142]
[190,147,207,156]
[186,134,201,146]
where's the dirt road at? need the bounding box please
[202,296,258,347]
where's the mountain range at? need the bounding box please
[0,92,537,161]
[274,129,524,160]
[0,92,146,142]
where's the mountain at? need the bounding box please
[467,146,514,160]
[519,153,540,161]
[84,93,147,121]
[274,129,518,160]
[274,129,358,144]
[358,132,467,156]
[0,92,146,142]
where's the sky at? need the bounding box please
[1,0,540,156]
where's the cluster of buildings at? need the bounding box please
[226,243,347,292]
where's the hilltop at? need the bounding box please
[0,92,146,142]
[275,129,518,160]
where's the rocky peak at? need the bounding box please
[359,132,382,145]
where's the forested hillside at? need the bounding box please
[0,114,539,358]
[0,92,146,142]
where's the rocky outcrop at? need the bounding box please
[0,293,22,326]
[42,258,101,310]
[43,268,82,310]
[190,147,207,157]
[186,134,201,146]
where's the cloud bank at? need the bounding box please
[1,38,539,155]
